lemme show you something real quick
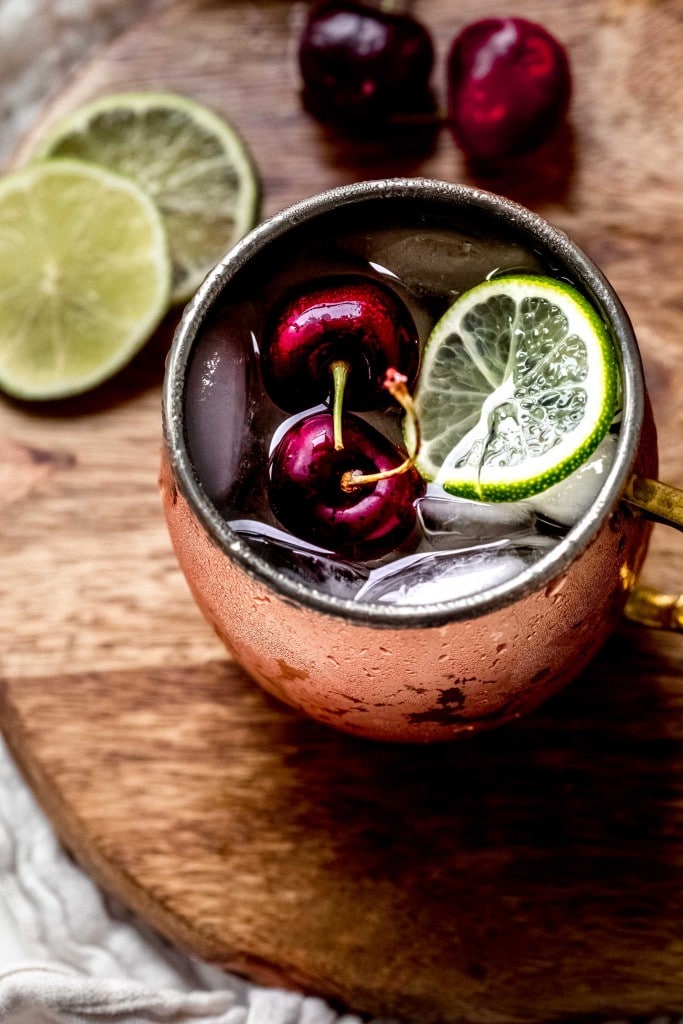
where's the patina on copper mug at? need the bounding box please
[160,178,682,743]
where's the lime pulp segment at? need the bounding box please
[31,92,261,304]
[0,159,170,400]
[412,275,620,501]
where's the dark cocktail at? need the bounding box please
[183,185,618,606]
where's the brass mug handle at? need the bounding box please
[622,475,683,632]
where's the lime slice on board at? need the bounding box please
[31,92,260,304]
[0,159,170,401]
[411,275,619,502]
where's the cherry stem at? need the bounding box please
[331,360,350,451]
[341,368,421,492]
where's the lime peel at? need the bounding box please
[412,274,620,502]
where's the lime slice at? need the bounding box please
[31,92,260,304]
[0,159,170,401]
[412,274,619,501]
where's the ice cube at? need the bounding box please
[355,536,556,606]
[230,520,369,600]
[185,323,250,503]
[528,433,619,527]
[417,487,537,549]
[360,228,546,304]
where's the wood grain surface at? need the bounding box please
[1,0,682,1021]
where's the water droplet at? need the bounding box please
[545,575,566,599]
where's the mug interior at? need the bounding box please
[163,178,645,627]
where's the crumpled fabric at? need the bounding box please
[0,736,371,1024]
[0,0,159,163]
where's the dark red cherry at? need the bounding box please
[261,277,419,412]
[269,412,425,560]
[447,17,571,160]
[298,0,435,129]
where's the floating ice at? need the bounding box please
[185,324,250,503]
[230,520,369,600]
[361,229,546,304]
[355,536,556,606]
[417,487,537,549]
[528,433,619,526]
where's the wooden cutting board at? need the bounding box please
[1,1,683,1021]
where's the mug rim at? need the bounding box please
[163,177,645,628]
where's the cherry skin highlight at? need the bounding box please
[447,17,571,160]
[260,276,420,412]
[268,412,425,561]
[298,0,434,129]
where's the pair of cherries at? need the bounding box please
[299,3,571,160]
[262,277,425,560]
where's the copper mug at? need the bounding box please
[161,178,682,743]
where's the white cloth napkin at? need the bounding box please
[0,736,371,1024]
